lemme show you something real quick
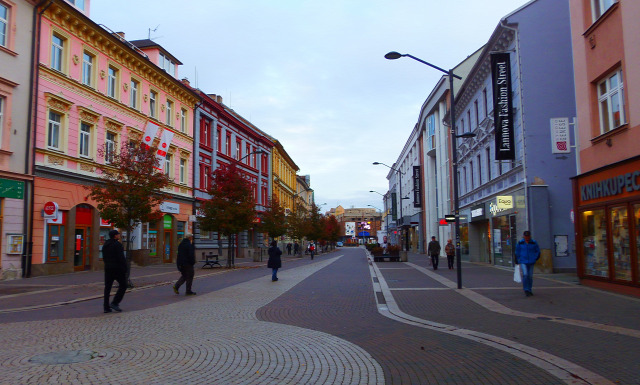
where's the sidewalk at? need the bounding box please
[0,252,318,313]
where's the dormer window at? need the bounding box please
[159,53,175,75]
[66,0,85,11]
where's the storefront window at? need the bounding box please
[636,205,640,283]
[582,209,608,278]
[492,215,515,267]
[148,221,157,256]
[177,221,185,243]
[460,224,469,256]
[610,206,631,281]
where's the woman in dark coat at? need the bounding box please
[267,240,282,282]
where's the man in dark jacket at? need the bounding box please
[173,233,196,295]
[427,236,441,270]
[267,240,282,282]
[515,230,541,297]
[103,229,127,313]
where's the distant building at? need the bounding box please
[333,206,382,244]
[570,0,640,293]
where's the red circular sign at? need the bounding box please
[44,202,57,216]
[162,143,167,148]
[145,136,151,141]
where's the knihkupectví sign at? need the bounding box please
[491,52,515,161]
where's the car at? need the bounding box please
[336,242,343,247]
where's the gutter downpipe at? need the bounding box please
[22,0,54,278]
[499,20,528,233]
[191,99,204,249]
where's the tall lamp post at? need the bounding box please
[372,162,409,251]
[384,51,475,289]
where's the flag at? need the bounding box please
[142,121,160,149]
[155,129,174,168]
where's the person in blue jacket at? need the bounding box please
[515,230,540,297]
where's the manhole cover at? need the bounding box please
[29,350,97,365]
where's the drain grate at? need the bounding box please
[29,350,97,365]
[375,291,386,305]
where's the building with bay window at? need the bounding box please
[570,0,640,294]
[453,0,577,272]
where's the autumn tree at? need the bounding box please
[86,139,171,287]
[287,202,309,254]
[323,215,341,248]
[304,202,324,246]
[199,163,256,267]
[260,196,288,242]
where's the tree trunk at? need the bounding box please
[125,225,134,288]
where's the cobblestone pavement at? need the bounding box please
[0,256,384,385]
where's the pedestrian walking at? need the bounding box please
[268,240,282,282]
[103,230,127,313]
[309,243,316,260]
[286,243,292,255]
[427,236,441,270]
[173,233,197,296]
[515,230,541,297]
[294,242,300,255]
[445,239,455,270]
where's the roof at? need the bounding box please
[130,39,183,65]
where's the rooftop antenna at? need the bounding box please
[148,24,160,40]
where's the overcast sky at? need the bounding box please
[91,0,531,212]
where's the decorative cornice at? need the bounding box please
[43,1,200,108]
[44,92,73,112]
[103,116,124,132]
[77,106,101,123]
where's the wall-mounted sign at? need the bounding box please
[6,234,24,254]
[496,196,513,210]
[491,52,515,160]
[345,222,355,236]
[100,218,112,227]
[413,166,421,208]
[580,170,640,202]
[0,179,24,199]
[43,201,59,219]
[550,117,570,154]
[160,202,180,214]
[489,202,507,216]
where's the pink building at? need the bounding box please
[570,0,640,295]
[30,0,200,276]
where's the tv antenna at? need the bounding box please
[148,24,160,40]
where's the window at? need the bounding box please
[79,122,91,157]
[592,0,615,21]
[51,34,64,72]
[581,209,608,277]
[149,91,157,118]
[469,161,474,190]
[0,97,3,145]
[610,205,630,281]
[159,53,175,75]
[0,3,8,47]
[48,111,61,149]
[474,100,479,127]
[467,110,471,132]
[130,79,139,109]
[460,119,464,135]
[47,215,66,263]
[82,52,93,87]
[477,155,482,185]
[105,132,116,163]
[216,128,221,152]
[486,147,491,180]
[597,69,626,134]
[482,88,488,118]
[462,166,467,193]
[66,0,85,11]
[199,155,211,190]
[225,134,231,155]
[236,140,241,160]
[200,118,211,147]
[166,100,173,126]
[246,144,251,165]
[107,67,118,98]
[180,108,187,133]
[179,158,186,184]
[165,153,172,177]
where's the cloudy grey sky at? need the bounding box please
[91,0,531,212]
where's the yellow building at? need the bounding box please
[271,140,299,214]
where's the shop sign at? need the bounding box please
[580,170,640,202]
[489,202,507,216]
[163,215,172,229]
[100,218,112,227]
[496,196,513,210]
[46,211,63,224]
[491,52,515,160]
[345,222,355,236]
[413,166,421,208]
[43,201,59,219]
[470,205,485,221]
[550,117,570,154]
[160,202,180,214]
[516,195,526,208]
[0,179,24,199]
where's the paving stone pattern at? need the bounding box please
[0,257,383,385]
[258,248,563,384]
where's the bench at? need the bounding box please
[200,252,221,268]
[373,255,400,263]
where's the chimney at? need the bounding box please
[181,78,190,87]
[114,32,125,39]
[217,95,223,104]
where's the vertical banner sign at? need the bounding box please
[155,129,174,169]
[491,53,515,160]
[142,121,160,149]
[413,166,422,208]
[550,117,570,154]
[391,192,397,221]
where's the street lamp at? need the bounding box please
[369,190,385,196]
[240,149,265,163]
[385,51,474,290]
[373,161,409,251]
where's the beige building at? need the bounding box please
[0,0,38,279]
